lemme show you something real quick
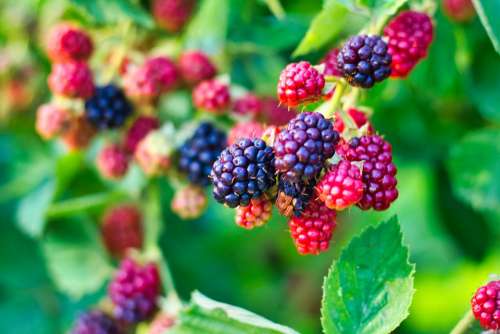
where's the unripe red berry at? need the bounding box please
[97,144,129,180]
[235,197,272,229]
[171,185,207,219]
[47,23,93,62]
[135,130,172,176]
[178,50,217,85]
[101,204,143,258]
[152,0,195,33]
[35,103,71,140]
[384,11,434,78]
[232,94,262,117]
[192,79,230,113]
[322,48,342,77]
[227,121,265,146]
[260,97,297,126]
[48,61,94,99]
[124,116,160,154]
[471,280,500,330]
[442,0,475,22]
[288,200,336,255]
[277,61,325,107]
[316,160,364,210]
[61,115,96,151]
[333,108,373,134]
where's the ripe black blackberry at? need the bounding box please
[211,138,276,208]
[178,122,226,186]
[275,176,316,218]
[274,112,339,182]
[71,310,122,334]
[85,84,133,129]
[337,35,392,88]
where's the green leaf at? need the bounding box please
[321,216,415,334]
[447,129,500,215]
[16,179,55,237]
[69,0,154,28]
[472,0,500,54]
[170,292,299,334]
[54,152,84,197]
[469,50,500,122]
[42,216,112,298]
[184,0,229,55]
[293,0,349,57]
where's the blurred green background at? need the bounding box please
[0,0,499,333]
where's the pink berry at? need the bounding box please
[277,61,325,107]
[124,116,160,154]
[47,23,93,62]
[232,93,262,117]
[178,50,217,85]
[322,48,342,77]
[48,61,94,99]
[192,79,230,113]
[171,185,207,219]
[152,0,195,33]
[235,198,273,229]
[135,130,172,176]
[101,204,143,258]
[260,97,297,126]
[227,121,265,146]
[442,0,476,22]
[97,144,129,180]
[35,103,71,140]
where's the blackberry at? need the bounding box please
[178,122,226,186]
[71,310,122,334]
[211,138,276,208]
[275,176,316,218]
[337,35,392,88]
[85,84,133,130]
[471,280,500,330]
[274,112,339,182]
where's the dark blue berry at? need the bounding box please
[71,310,122,334]
[84,84,133,129]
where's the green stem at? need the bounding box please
[46,192,126,218]
[323,81,346,119]
[265,0,285,20]
[450,310,476,334]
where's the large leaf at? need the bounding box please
[170,292,299,334]
[42,217,112,298]
[472,0,500,54]
[69,0,154,28]
[321,216,415,334]
[184,0,229,55]
[469,50,500,123]
[447,129,500,215]
[16,178,55,237]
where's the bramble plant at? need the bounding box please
[0,0,499,333]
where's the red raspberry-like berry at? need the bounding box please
[384,11,434,78]
[152,0,195,32]
[101,204,143,258]
[109,258,161,323]
[171,185,207,219]
[135,130,172,176]
[146,56,178,92]
[48,61,94,99]
[124,116,160,154]
[148,313,175,334]
[192,79,230,113]
[227,121,265,146]
[61,115,96,151]
[471,280,500,330]
[232,93,262,117]
[339,135,398,211]
[442,0,475,22]
[97,144,129,180]
[35,103,71,140]
[47,23,93,62]
[178,50,217,85]
[333,108,373,134]
[288,200,336,255]
[235,198,272,229]
[277,61,325,107]
[260,97,297,126]
[316,160,364,210]
[322,48,342,77]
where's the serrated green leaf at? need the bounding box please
[41,216,112,298]
[472,0,500,54]
[170,292,299,334]
[321,216,415,334]
[184,0,229,55]
[16,178,55,237]
[447,129,500,215]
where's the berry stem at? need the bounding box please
[322,80,346,119]
[450,310,476,334]
[103,20,133,82]
[46,191,127,218]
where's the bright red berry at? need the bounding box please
[235,198,272,229]
[288,200,336,255]
[61,115,96,151]
[277,61,325,107]
[384,11,434,78]
[442,0,475,22]
[471,280,500,330]
[135,130,172,176]
[47,23,93,62]
[192,79,230,113]
[260,97,297,126]
[101,204,143,258]
[48,61,94,99]
[146,56,179,93]
[316,160,364,211]
[35,103,71,140]
[124,116,160,154]
[178,50,217,85]
[152,0,195,33]
[227,121,265,146]
[171,185,207,219]
[109,258,161,323]
[339,135,398,211]
[322,48,342,77]
[97,144,129,180]
[232,93,262,117]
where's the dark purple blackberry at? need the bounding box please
[71,310,122,334]
[211,138,276,208]
[337,35,392,88]
[178,122,226,186]
[275,176,316,218]
[85,84,133,129]
[274,112,339,182]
